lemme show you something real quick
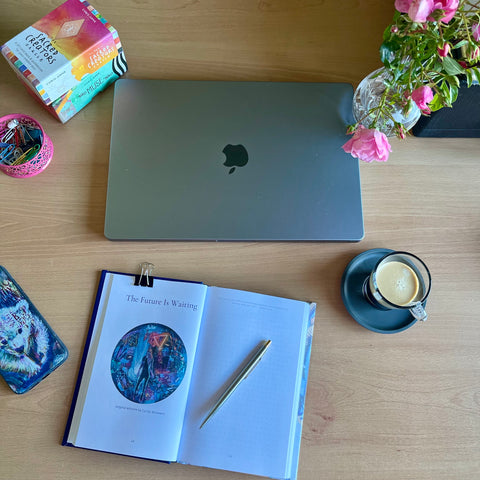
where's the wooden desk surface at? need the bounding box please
[1,1,479,479]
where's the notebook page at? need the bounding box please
[72,273,208,461]
[179,286,309,479]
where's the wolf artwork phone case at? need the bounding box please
[0,266,68,394]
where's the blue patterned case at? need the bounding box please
[0,266,68,394]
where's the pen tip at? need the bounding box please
[199,413,211,429]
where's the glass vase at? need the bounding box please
[352,67,421,137]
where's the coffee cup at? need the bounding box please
[363,251,431,321]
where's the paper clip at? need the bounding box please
[10,148,31,166]
[12,147,24,160]
[1,119,19,143]
[134,262,155,287]
[21,124,35,143]
[11,144,40,166]
[25,144,40,161]
[0,145,15,165]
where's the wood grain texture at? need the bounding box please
[0,1,479,480]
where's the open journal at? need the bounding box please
[63,270,316,480]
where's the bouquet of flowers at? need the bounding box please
[342,0,480,163]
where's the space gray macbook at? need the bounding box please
[105,79,363,241]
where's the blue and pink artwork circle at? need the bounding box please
[111,323,187,404]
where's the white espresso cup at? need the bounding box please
[363,251,431,321]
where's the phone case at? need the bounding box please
[0,266,68,394]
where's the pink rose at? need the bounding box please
[342,125,392,163]
[395,0,459,23]
[395,0,434,22]
[409,0,435,22]
[411,85,434,114]
[473,23,480,42]
[437,43,450,57]
[395,0,412,13]
[395,0,411,11]
[429,0,459,22]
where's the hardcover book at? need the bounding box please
[63,270,315,480]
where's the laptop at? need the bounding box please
[105,79,364,241]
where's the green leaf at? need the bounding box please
[465,69,474,87]
[439,80,450,102]
[447,75,460,87]
[442,56,465,76]
[429,93,445,112]
[380,38,401,67]
[431,60,444,73]
[449,84,459,104]
[452,40,468,49]
[382,24,393,42]
[471,67,480,84]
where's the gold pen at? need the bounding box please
[199,339,272,429]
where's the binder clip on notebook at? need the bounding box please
[134,262,155,287]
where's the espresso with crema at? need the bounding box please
[375,261,420,306]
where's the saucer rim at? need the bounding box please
[341,248,418,334]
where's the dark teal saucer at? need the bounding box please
[341,248,418,334]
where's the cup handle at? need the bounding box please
[409,302,427,321]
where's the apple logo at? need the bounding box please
[222,144,249,174]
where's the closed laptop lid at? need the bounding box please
[105,79,364,241]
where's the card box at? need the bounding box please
[1,0,127,123]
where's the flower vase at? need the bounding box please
[352,68,421,137]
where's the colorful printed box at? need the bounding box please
[1,0,127,123]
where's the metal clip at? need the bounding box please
[134,262,155,287]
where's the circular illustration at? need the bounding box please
[111,323,187,404]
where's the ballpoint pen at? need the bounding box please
[199,339,272,429]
